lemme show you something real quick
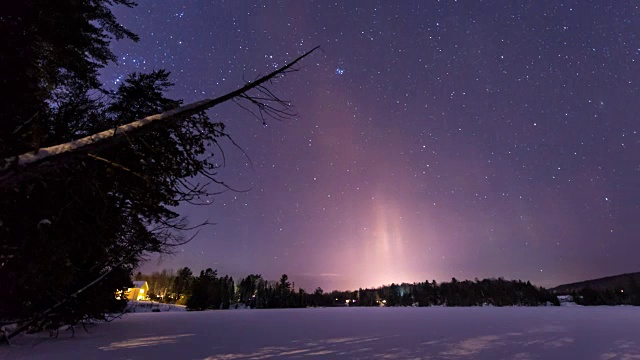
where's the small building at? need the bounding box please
[126,281,149,301]
[557,295,577,306]
[557,295,573,302]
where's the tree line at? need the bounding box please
[134,269,564,310]
[132,268,640,309]
[566,286,640,306]
[551,273,640,306]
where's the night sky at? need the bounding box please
[103,1,640,291]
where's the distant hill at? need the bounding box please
[551,272,640,294]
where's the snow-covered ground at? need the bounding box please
[3,307,640,359]
[125,301,187,313]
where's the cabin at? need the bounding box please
[126,281,149,301]
[557,295,578,306]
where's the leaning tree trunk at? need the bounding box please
[0,46,319,188]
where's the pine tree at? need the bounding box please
[174,267,194,301]
[220,275,231,309]
[0,0,145,331]
[0,70,218,327]
[278,274,292,308]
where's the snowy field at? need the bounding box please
[3,307,640,359]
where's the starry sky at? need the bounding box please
[103,1,640,291]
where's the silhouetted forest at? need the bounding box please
[565,287,640,306]
[552,272,640,293]
[134,269,570,309]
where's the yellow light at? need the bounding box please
[140,289,144,294]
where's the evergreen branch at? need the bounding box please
[6,251,138,341]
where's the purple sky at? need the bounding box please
[103,1,640,291]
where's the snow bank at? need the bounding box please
[125,301,186,313]
[3,307,640,359]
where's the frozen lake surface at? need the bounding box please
[3,306,640,359]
